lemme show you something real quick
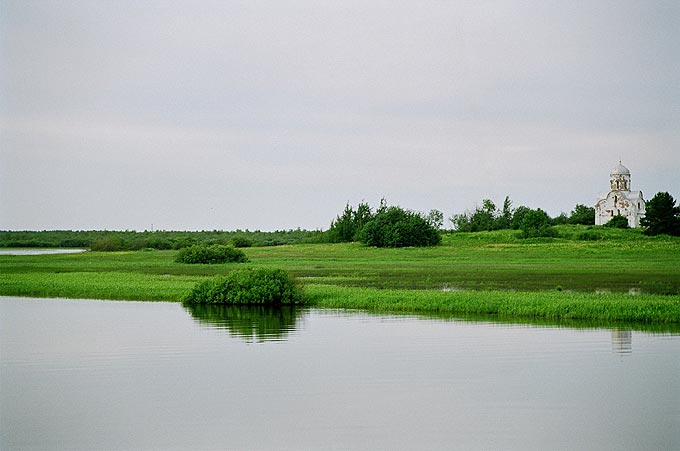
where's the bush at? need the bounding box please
[183,268,303,305]
[519,209,558,238]
[175,244,249,264]
[604,214,629,229]
[90,237,127,251]
[569,204,595,225]
[232,237,253,248]
[357,203,441,247]
[577,230,602,241]
[60,238,91,248]
[450,197,513,232]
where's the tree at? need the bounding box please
[327,201,374,242]
[551,213,569,225]
[426,209,444,230]
[519,209,558,238]
[569,204,595,225]
[327,203,357,242]
[354,202,373,235]
[511,206,532,230]
[450,197,514,231]
[358,203,441,247]
[497,196,514,230]
[641,192,680,236]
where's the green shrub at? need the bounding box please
[90,236,127,251]
[569,204,596,225]
[183,268,303,305]
[232,237,254,248]
[604,214,629,229]
[60,238,91,248]
[357,202,441,247]
[175,244,249,264]
[519,209,558,238]
[577,230,602,241]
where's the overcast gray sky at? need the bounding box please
[1,0,678,231]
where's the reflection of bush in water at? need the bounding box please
[184,304,303,342]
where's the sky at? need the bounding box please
[1,0,679,231]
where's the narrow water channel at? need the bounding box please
[1,297,678,451]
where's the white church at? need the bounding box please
[595,162,645,228]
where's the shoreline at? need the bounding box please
[2,284,679,328]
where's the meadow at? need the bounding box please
[2,226,680,325]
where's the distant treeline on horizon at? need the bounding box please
[0,229,327,250]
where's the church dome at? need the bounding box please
[611,162,630,175]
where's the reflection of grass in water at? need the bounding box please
[353,304,680,334]
[184,304,305,342]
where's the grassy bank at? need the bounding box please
[2,227,680,324]
[304,285,680,325]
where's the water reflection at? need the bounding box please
[611,329,632,354]
[183,304,304,342]
[376,309,680,335]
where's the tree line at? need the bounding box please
[450,192,680,238]
[450,196,593,238]
[2,192,678,250]
[0,229,325,250]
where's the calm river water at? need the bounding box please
[1,296,678,451]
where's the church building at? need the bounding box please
[595,162,645,228]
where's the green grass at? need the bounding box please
[0,271,196,302]
[304,285,680,325]
[2,226,680,324]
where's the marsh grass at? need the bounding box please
[304,285,680,324]
[2,227,679,322]
[0,271,196,302]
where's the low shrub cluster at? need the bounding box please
[519,209,558,238]
[183,268,303,305]
[576,230,602,241]
[604,214,629,229]
[175,244,249,264]
[358,204,441,247]
[327,199,442,247]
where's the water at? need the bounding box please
[0,249,87,255]
[1,297,678,451]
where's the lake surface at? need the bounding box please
[0,249,87,255]
[1,297,678,451]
